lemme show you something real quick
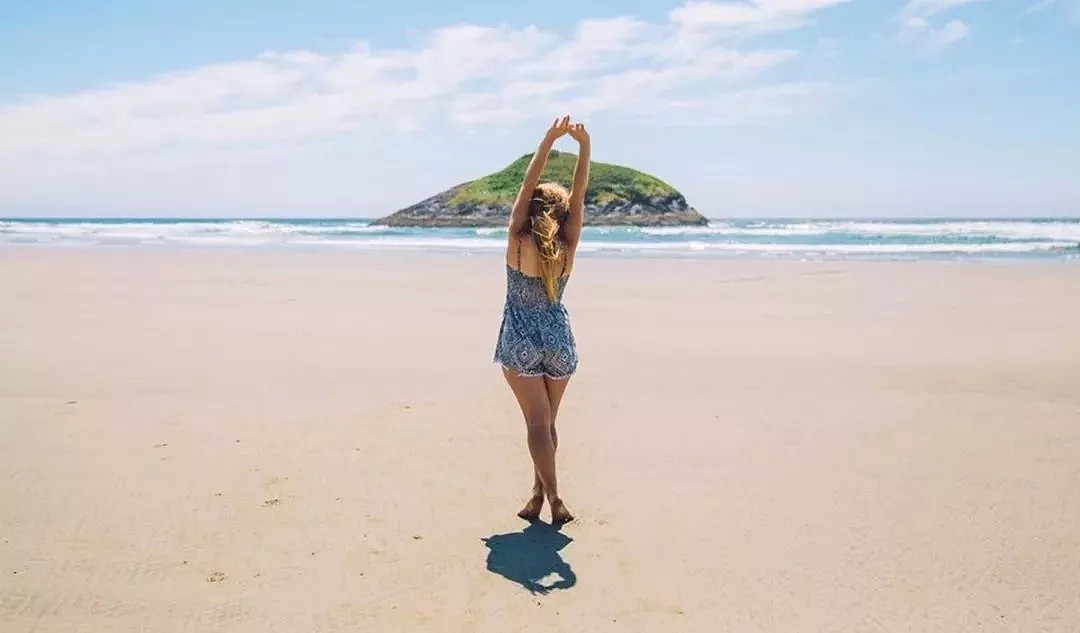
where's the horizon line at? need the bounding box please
[3,215,1079,222]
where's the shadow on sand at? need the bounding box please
[482,521,577,594]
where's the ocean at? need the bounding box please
[1,218,1078,261]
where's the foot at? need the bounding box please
[517,494,545,521]
[550,498,575,524]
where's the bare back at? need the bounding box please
[506,232,576,278]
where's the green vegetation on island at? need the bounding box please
[447,150,678,207]
[373,150,707,227]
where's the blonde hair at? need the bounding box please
[528,182,571,303]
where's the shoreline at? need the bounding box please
[2,217,1078,262]
[2,243,1078,267]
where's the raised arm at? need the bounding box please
[563,122,591,247]
[509,116,570,236]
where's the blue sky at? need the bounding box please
[1,0,1077,218]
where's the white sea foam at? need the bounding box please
[287,236,506,250]
[638,220,1080,242]
[641,225,829,237]
[1,219,1077,259]
[807,220,1080,242]
[697,241,1075,254]
[577,240,1075,255]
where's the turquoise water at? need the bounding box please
[1,218,1078,260]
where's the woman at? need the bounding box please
[494,115,590,524]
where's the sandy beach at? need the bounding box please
[1,249,1078,632]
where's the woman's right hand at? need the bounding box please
[568,122,589,145]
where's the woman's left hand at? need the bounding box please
[544,116,572,142]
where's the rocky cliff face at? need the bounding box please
[374,187,708,227]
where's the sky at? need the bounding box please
[0,0,1078,218]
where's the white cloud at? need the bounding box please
[655,80,834,125]
[896,0,982,51]
[670,0,852,32]
[0,2,851,164]
[900,14,970,50]
[669,0,851,53]
[899,0,985,19]
[1027,0,1080,22]
[926,19,970,49]
[900,16,931,38]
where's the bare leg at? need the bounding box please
[503,369,569,521]
[530,376,568,499]
[543,376,573,523]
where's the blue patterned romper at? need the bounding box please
[494,238,578,379]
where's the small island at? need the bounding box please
[372,150,708,227]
